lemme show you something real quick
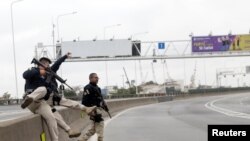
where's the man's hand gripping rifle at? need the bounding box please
[31,58,73,90]
[100,100,112,118]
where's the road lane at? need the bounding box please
[104,93,250,141]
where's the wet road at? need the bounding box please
[104,93,250,141]
[0,105,30,121]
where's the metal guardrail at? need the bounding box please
[0,99,21,105]
[0,93,168,105]
[65,93,169,101]
[3,87,249,105]
[188,87,250,94]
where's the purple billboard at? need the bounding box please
[192,35,236,52]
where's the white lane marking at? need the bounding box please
[205,97,250,119]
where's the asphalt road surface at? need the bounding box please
[0,105,30,121]
[103,92,250,141]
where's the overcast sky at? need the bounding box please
[0,0,250,98]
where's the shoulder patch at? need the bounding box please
[84,89,90,95]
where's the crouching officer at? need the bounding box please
[22,55,95,141]
[78,73,106,141]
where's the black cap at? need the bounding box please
[39,57,52,64]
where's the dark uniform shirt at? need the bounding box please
[23,55,68,93]
[23,67,47,92]
[82,82,103,107]
[82,82,104,122]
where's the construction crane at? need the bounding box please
[35,42,54,59]
[189,62,197,89]
[139,60,144,84]
[142,72,148,83]
[151,62,157,83]
[163,60,174,82]
[123,67,131,88]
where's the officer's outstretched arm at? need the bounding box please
[51,52,71,72]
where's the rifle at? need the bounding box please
[101,101,112,118]
[85,83,112,118]
[31,58,73,90]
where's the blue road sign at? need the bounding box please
[158,42,165,49]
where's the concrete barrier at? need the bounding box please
[0,96,172,141]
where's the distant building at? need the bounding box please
[164,79,184,92]
[102,86,118,96]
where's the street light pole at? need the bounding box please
[103,24,121,90]
[134,61,138,94]
[162,60,167,95]
[130,31,148,40]
[56,11,77,42]
[11,0,23,99]
[55,11,77,93]
[103,24,121,40]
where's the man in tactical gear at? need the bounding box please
[22,53,96,141]
[78,73,107,141]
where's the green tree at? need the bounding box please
[63,89,77,98]
[112,86,143,96]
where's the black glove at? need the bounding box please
[51,107,57,113]
[52,93,62,106]
[44,87,52,100]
